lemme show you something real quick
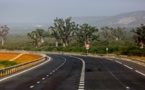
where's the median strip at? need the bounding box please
[0,55,51,82]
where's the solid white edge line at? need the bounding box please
[0,56,51,82]
[70,56,85,90]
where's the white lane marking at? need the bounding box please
[124,65,133,70]
[115,61,122,64]
[0,56,51,82]
[30,85,34,88]
[126,86,130,89]
[101,62,130,89]
[79,83,84,85]
[135,70,145,76]
[79,86,84,89]
[37,81,40,84]
[42,78,45,80]
[70,56,85,90]
[29,56,67,88]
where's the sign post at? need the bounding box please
[85,44,90,55]
[106,48,108,54]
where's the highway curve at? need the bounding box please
[0,54,145,90]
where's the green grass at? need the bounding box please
[0,60,17,68]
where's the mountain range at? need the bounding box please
[4,10,145,33]
[72,10,145,28]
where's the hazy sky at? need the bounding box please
[0,0,145,23]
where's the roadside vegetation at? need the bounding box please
[0,53,42,68]
[1,17,145,58]
[0,60,17,69]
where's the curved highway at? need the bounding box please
[0,54,145,90]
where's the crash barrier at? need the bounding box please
[0,56,47,77]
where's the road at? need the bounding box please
[0,54,145,90]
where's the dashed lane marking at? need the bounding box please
[29,56,67,89]
[30,85,34,88]
[115,61,122,64]
[135,70,145,76]
[124,65,133,70]
[101,62,130,90]
[37,81,40,84]
[79,83,84,85]
[126,86,130,89]
[42,78,45,80]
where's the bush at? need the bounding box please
[121,46,145,56]
[0,61,17,67]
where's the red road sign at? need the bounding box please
[85,44,90,49]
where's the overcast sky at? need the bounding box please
[0,0,145,23]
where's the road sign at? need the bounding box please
[85,44,90,49]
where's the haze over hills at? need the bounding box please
[72,10,145,28]
[3,10,145,34]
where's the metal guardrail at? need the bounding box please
[0,56,47,77]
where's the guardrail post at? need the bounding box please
[0,70,2,77]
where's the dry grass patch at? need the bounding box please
[0,53,19,60]
[15,54,42,63]
[131,56,145,61]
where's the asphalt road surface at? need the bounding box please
[0,54,145,90]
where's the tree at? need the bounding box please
[27,31,40,48]
[101,26,112,40]
[27,29,47,48]
[110,26,126,40]
[36,29,47,45]
[132,24,145,49]
[49,17,77,47]
[0,25,9,46]
[49,26,61,47]
[75,23,99,46]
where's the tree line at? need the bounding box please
[1,17,145,52]
[27,17,145,49]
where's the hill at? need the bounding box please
[2,11,145,34]
[72,11,145,28]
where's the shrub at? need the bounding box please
[0,61,17,67]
